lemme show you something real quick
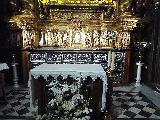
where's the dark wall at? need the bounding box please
[0,0,10,47]
[0,0,23,85]
[131,0,160,91]
[146,2,160,91]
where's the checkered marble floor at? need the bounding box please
[0,87,37,120]
[113,91,160,120]
[0,87,160,120]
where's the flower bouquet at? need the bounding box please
[46,76,92,120]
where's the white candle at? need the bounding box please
[111,52,115,70]
[107,50,111,68]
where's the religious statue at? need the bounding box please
[73,30,82,44]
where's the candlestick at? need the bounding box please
[111,52,115,70]
[12,54,19,88]
[135,61,144,87]
[107,50,111,68]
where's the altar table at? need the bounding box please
[29,63,107,112]
[0,63,9,81]
[0,63,9,71]
[0,63,9,98]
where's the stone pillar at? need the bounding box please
[135,61,144,87]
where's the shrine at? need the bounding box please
[0,0,160,120]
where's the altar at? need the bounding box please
[0,63,9,98]
[0,63,9,81]
[0,63,9,71]
[29,63,108,119]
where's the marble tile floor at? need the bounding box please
[113,83,160,120]
[113,91,160,119]
[0,86,37,120]
[0,84,160,120]
[114,83,160,109]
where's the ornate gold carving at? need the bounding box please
[49,10,102,21]
[117,31,130,48]
[7,0,141,49]
[38,0,113,5]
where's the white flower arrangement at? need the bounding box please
[46,77,92,120]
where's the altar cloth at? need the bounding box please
[29,63,107,111]
[0,63,9,71]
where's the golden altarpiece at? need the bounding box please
[8,0,140,118]
[8,0,139,85]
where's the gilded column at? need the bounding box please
[34,0,40,47]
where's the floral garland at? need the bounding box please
[46,76,92,120]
